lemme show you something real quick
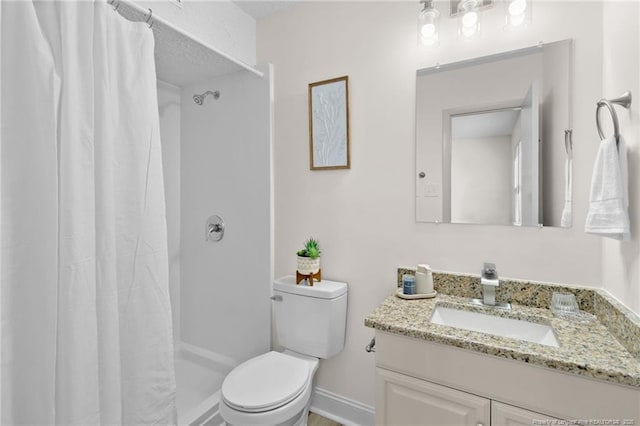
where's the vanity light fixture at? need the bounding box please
[418,0,529,47]
[504,0,531,28]
[418,0,440,47]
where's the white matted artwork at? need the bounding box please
[308,76,350,170]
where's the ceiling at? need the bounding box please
[232,1,297,19]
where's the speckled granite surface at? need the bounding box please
[593,290,640,359]
[377,269,640,388]
[397,268,594,312]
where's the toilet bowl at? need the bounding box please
[220,351,319,426]
[219,276,348,426]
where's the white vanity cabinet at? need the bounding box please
[374,331,640,426]
[377,367,490,425]
[377,368,558,425]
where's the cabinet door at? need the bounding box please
[376,368,490,426]
[492,401,559,425]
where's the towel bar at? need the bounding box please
[596,91,632,144]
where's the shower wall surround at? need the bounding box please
[157,81,182,344]
[258,0,640,413]
[179,66,273,363]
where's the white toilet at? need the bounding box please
[220,275,348,426]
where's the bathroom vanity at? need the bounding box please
[365,271,640,425]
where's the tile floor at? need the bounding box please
[308,412,342,426]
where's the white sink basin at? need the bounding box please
[430,306,560,348]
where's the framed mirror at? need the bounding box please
[415,39,572,227]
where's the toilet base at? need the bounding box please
[221,390,311,426]
[223,406,307,426]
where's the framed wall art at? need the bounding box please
[308,76,350,170]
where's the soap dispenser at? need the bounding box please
[415,264,434,295]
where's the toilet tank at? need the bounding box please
[273,276,347,359]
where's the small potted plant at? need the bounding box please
[296,237,321,276]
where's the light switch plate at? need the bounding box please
[424,183,440,197]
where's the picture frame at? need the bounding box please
[308,76,350,170]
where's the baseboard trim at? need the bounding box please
[310,387,374,426]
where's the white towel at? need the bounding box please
[585,135,630,240]
[560,157,572,227]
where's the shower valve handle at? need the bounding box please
[205,215,225,242]
[208,224,223,233]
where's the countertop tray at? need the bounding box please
[396,288,437,299]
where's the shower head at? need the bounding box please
[193,90,220,105]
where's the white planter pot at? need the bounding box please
[297,256,320,275]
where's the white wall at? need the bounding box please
[157,81,181,344]
[258,0,608,408]
[134,0,256,66]
[180,67,273,363]
[601,2,640,312]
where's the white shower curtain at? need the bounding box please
[1,1,176,424]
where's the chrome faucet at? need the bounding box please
[471,262,511,310]
[481,262,498,305]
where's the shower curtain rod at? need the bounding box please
[107,0,263,78]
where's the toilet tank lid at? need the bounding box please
[274,276,347,299]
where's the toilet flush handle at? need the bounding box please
[270,295,283,302]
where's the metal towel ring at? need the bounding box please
[596,91,632,144]
[596,100,620,142]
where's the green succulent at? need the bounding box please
[296,238,321,259]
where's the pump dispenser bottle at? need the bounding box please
[415,264,434,295]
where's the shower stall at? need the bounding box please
[1,1,273,425]
[169,67,273,425]
[121,3,274,424]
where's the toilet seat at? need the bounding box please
[222,351,311,413]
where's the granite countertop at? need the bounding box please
[365,286,640,388]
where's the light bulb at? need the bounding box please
[508,0,527,16]
[505,0,530,29]
[462,11,478,28]
[421,23,436,37]
[418,1,440,47]
[460,9,479,38]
